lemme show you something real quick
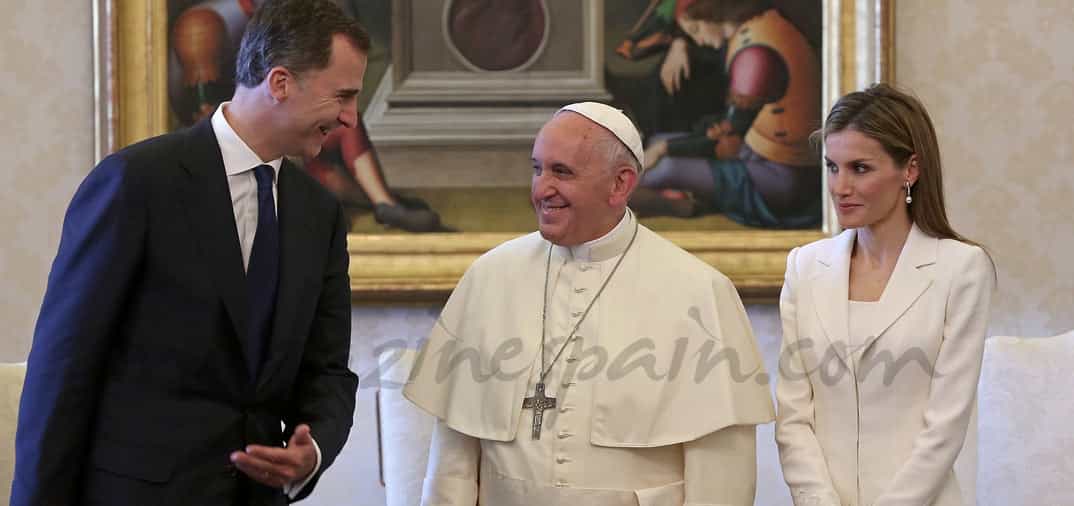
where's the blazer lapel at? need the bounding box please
[257,160,314,391]
[856,224,936,357]
[811,229,855,372]
[180,120,251,357]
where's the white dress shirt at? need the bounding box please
[211,103,281,271]
[210,104,322,496]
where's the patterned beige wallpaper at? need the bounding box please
[0,1,94,360]
[897,0,1074,337]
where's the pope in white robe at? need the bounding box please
[403,102,775,506]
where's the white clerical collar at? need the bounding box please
[556,208,635,263]
[211,102,283,180]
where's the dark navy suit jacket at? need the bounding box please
[11,119,358,505]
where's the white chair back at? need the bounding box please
[977,331,1074,506]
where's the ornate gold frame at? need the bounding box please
[95,0,894,303]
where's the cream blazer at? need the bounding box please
[775,224,994,506]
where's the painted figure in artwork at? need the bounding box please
[627,0,823,229]
[169,0,442,231]
[303,121,441,232]
[169,0,257,124]
[611,0,730,142]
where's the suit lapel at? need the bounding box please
[180,120,251,361]
[257,160,313,391]
[856,224,936,357]
[811,230,855,372]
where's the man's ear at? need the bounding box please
[609,166,639,207]
[265,66,294,103]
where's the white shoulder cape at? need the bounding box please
[403,226,775,447]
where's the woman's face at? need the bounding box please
[824,129,918,229]
[677,16,737,49]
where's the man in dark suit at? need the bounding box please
[12,1,366,504]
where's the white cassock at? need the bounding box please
[404,210,775,505]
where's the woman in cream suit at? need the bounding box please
[775,84,995,506]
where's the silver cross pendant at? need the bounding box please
[522,382,557,440]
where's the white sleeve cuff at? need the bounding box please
[283,435,323,499]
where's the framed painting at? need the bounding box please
[94,0,893,302]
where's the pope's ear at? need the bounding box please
[610,166,638,206]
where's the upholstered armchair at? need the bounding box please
[978,330,1074,505]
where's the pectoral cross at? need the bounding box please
[521,382,557,440]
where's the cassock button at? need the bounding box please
[555,480,569,488]
[579,265,592,272]
[566,357,578,363]
[571,311,583,318]
[574,287,587,294]
[556,456,570,464]
[561,381,576,388]
[557,431,571,439]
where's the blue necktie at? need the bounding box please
[246,164,279,379]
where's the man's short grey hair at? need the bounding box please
[595,129,643,175]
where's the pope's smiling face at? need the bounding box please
[530,113,623,246]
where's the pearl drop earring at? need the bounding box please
[905,181,913,204]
